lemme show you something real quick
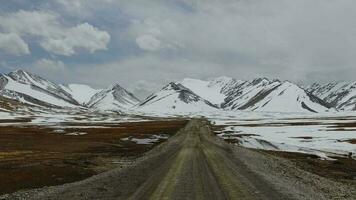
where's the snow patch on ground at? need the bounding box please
[209,111,356,159]
[65,132,87,136]
[0,111,15,119]
[121,134,170,145]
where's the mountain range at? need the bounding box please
[307,82,356,111]
[1,69,355,114]
[0,70,139,112]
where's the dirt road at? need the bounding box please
[2,119,355,200]
[129,119,286,200]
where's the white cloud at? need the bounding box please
[129,18,181,52]
[0,32,30,55]
[55,0,114,19]
[34,58,66,71]
[41,23,110,56]
[30,58,71,83]
[59,54,224,90]
[136,34,161,51]
[0,10,110,56]
[127,80,163,100]
[57,0,82,9]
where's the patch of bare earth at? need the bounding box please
[342,139,356,144]
[332,122,356,128]
[290,136,314,139]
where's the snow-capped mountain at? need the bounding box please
[0,70,139,112]
[137,82,218,113]
[221,78,282,110]
[219,78,330,113]
[307,82,356,111]
[0,70,80,108]
[177,77,330,113]
[0,69,344,114]
[60,84,102,105]
[244,81,330,113]
[87,84,140,111]
[180,76,243,106]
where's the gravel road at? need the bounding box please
[1,119,355,200]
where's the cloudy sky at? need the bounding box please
[0,0,355,99]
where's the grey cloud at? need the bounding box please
[41,23,110,56]
[135,34,161,51]
[119,0,356,84]
[29,59,70,84]
[0,32,30,55]
[0,10,110,56]
[2,0,356,96]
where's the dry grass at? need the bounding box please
[0,120,188,195]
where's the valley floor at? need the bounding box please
[2,119,355,200]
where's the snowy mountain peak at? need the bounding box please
[180,78,234,105]
[249,77,280,86]
[138,82,218,113]
[163,82,188,91]
[8,69,42,85]
[111,83,140,103]
[8,69,67,94]
[1,70,80,108]
[109,83,125,91]
[10,69,27,75]
[244,81,330,113]
[87,83,140,111]
[307,81,356,111]
[0,70,143,111]
[160,82,207,104]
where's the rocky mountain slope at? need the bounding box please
[137,82,218,113]
[243,82,330,113]
[0,70,80,108]
[87,84,140,111]
[0,70,139,111]
[307,82,356,111]
[221,78,282,110]
[179,77,329,113]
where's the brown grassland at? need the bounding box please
[0,120,188,195]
